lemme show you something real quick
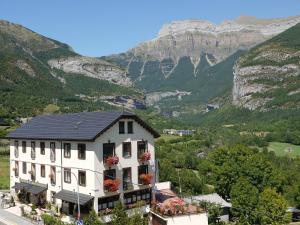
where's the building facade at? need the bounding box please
[8,111,159,216]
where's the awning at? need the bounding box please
[54,190,94,206]
[13,182,47,195]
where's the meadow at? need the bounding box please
[268,142,300,157]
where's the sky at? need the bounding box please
[1,0,300,56]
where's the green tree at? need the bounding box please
[111,201,129,225]
[230,177,259,224]
[83,210,103,225]
[257,188,291,225]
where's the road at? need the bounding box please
[0,208,35,225]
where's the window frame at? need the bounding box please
[64,168,71,183]
[78,144,86,160]
[127,121,133,134]
[122,142,131,158]
[40,142,45,155]
[50,166,56,185]
[31,141,36,160]
[119,121,125,134]
[64,143,71,158]
[50,142,56,162]
[22,141,26,153]
[78,170,86,187]
[14,161,19,177]
[22,162,27,174]
[40,165,45,178]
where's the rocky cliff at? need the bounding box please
[104,15,300,113]
[233,23,300,110]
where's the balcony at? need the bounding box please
[138,173,153,185]
[139,152,151,163]
[104,156,119,168]
[104,179,120,193]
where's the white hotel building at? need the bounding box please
[7,111,159,216]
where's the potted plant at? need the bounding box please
[139,173,153,185]
[139,152,151,162]
[105,156,119,167]
[104,179,120,192]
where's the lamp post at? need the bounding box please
[70,171,80,220]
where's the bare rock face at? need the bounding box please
[48,56,132,87]
[232,20,300,110]
[130,15,300,65]
[15,60,36,77]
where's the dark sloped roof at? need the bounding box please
[7,111,160,141]
[55,189,94,205]
[13,182,47,195]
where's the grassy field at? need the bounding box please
[0,155,10,189]
[268,142,300,157]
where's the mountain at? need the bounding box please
[233,22,300,110]
[0,20,143,118]
[103,15,300,113]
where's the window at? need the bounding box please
[137,141,147,159]
[78,171,86,186]
[119,121,125,134]
[31,141,36,160]
[22,162,27,174]
[31,164,36,181]
[50,166,56,185]
[78,144,86,160]
[122,142,131,158]
[123,168,132,190]
[64,143,71,158]
[41,165,45,177]
[50,191,56,204]
[64,168,71,183]
[104,169,116,180]
[22,141,26,153]
[40,142,45,155]
[98,195,120,211]
[138,165,148,184]
[127,121,133,134]
[50,142,56,162]
[14,141,19,158]
[103,143,115,161]
[124,188,151,205]
[14,161,19,177]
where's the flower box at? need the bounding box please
[139,173,153,185]
[139,152,151,162]
[104,179,120,192]
[105,156,119,167]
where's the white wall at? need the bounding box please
[10,117,156,211]
[151,212,208,225]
